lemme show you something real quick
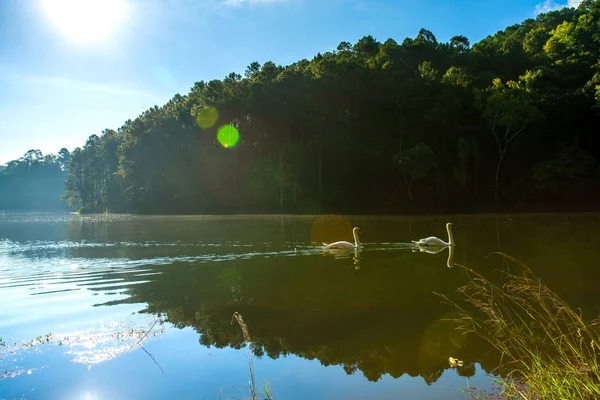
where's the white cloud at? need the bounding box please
[534,0,582,15]
[23,75,157,97]
[0,65,158,99]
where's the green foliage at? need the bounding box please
[453,137,478,191]
[63,131,124,213]
[395,143,435,180]
[442,66,471,87]
[46,2,600,214]
[248,156,288,207]
[395,143,436,200]
[476,75,541,200]
[477,77,540,130]
[0,149,68,211]
[523,26,551,56]
[417,61,439,83]
[532,143,597,193]
[449,35,470,54]
[545,21,578,62]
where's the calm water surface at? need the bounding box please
[1,212,599,399]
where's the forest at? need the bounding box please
[2,1,600,214]
[0,149,70,211]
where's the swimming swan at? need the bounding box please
[412,222,455,247]
[323,227,361,249]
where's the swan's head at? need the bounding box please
[353,227,361,234]
[447,222,456,230]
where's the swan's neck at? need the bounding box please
[446,245,455,268]
[447,225,455,246]
[353,230,360,247]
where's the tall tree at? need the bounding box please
[476,76,541,201]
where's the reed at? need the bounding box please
[436,253,600,400]
[231,312,273,400]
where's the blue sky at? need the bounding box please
[0,0,581,164]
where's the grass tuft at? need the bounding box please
[435,253,600,400]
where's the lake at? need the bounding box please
[1,212,599,399]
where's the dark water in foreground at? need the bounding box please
[1,212,599,399]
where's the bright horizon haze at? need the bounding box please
[0,0,582,164]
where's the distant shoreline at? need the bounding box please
[3,204,600,217]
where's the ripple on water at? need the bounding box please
[0,238,330,335]
[0,235,409,343]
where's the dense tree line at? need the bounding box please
[46,2,600,213]
[0,149,70,211]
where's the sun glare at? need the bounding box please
[41,0,127,43]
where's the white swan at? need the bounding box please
[412,222,455,247]
[323,227,361,249]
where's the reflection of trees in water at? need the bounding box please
[456,361,476,377]
[114,256,497,384]
[62,213,600,385]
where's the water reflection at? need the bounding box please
[323,246,361,269]
[1,213,600,397]
[413,245,457,268]
[0,315,167,380]
[126,261,476,384]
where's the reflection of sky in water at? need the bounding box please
[1,316,166,377]
[7,213,598,398]
[1,326,495,400]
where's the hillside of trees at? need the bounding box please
[0,149,70,211]
[4,1,600,214]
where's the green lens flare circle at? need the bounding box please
[196,106,219,129]
[217,125,240,148]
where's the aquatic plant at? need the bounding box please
[231,312,274,400]
[436,253,600,400]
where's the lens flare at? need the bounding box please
[310,215,353,245]
[153,65,178,91]
[196,106,219,129]
[217,125,240,148]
